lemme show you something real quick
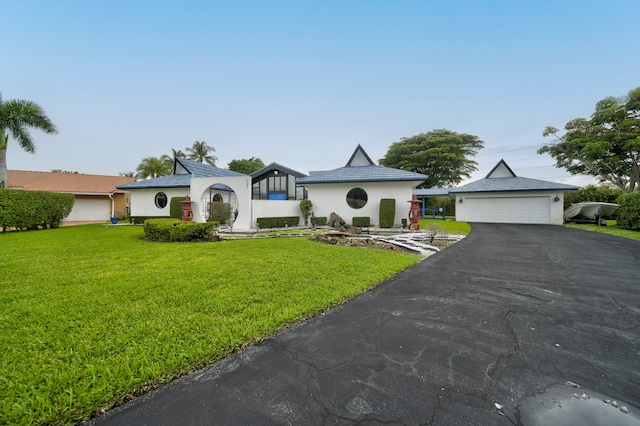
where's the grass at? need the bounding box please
[419,218,471,235]
[563,220,640,241]
[0,225,421,425]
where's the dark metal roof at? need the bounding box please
[449,177,579,193]
[296,165,428,184]
[116,157,246,190]
[413,188,451,197]
[251,162,307,179]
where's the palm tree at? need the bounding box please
[135,156,172,179]
[186,141,217,166]
[0,92,57,187]
[170,148,186,159]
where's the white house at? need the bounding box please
[296,145,428,226]
[450,160,578,225]
[118,146,428,230]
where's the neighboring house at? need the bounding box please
[296,145,428,226]
[449,160,578,224]
[7,170,135,222]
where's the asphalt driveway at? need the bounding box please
[87,224,640,425]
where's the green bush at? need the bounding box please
[170,197,186,219]
[299,200,313,224]
[352,216,370,227]
[315,216,327,226]
[143,218,219,242]
[379,198,396,228]
[615,192,640,231]
[565,185,622,210]
[256,216,300,228]
[0,189,74,231]
[208,201,232,224]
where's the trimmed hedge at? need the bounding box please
[170,197,186,219]
[256,216,300,229]
[0,189,74,231]
[379,198,396,228]
[315,216,327,226]
[615,192,640,231]
[143,218,219,242]
[352,216,370,227]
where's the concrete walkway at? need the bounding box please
[87,224,640,425]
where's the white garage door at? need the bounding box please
[463,196,550,224]
[66,198,111,221]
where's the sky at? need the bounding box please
[3,0,639,187]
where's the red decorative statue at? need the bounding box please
[181,195,194,222]
[407,195,421,230]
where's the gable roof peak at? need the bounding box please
[486,159,517,178]
[346,144,375,167]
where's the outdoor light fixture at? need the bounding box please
[459,198,463,203]
[554,195,560,202]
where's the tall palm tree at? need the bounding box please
[0,92,57,187]
[170,148,186,159]
[135,156,172,179]
[186,141,217,166]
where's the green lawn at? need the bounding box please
[419,218,471,235]
[0,225,421,425]
[563,220,640,241]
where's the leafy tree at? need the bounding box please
[299,199,313,225]
[0,91,57,186]
[539,87,640,193]
[186,141,217,166]
[379,129,484,188]
[227,157,265,174]
[119,171,135,177]
[136,156,172,179]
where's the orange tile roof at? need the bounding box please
[7,170,136,194]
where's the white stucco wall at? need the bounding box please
[306,181,420,227]
[129,187,191,218]
[454,191,566,224]
[252,200,302,227]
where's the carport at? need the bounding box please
[450,160,578,225]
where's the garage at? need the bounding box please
[66,197,111,221]
[451,160,578,225]
[460,196,550,224]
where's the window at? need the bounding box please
[154,192,168,209]
[212,194,223,202]
[346,188,367,209]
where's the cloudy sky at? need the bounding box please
[3,0,638,186]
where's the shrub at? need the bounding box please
[299,200,313,224]
[0,189,74,231]
[208,202,232,224]
[615,192,640,231]
[352,216,370,227]
[256,216,300,228]
[170,197,186,219]
[379,198,396,228]
[315,216,327,226]
[143,218,219,242]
